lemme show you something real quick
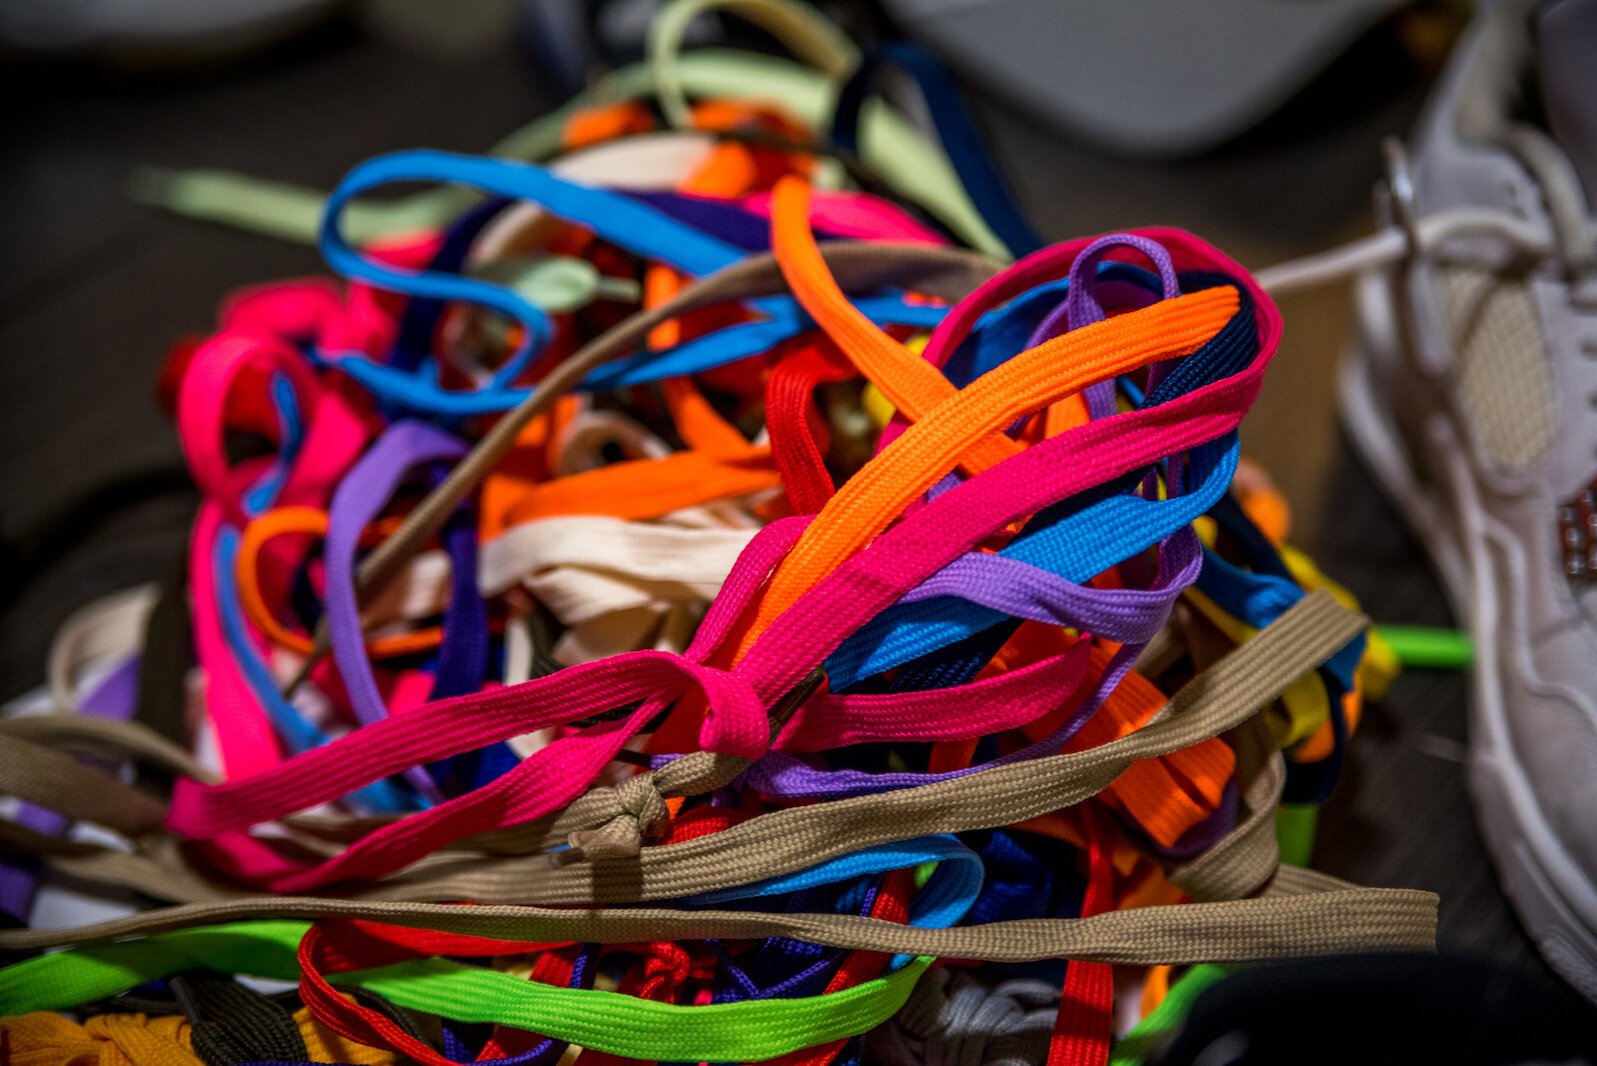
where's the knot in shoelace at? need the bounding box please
[867,966,1062,1066]
[558,768,673,863]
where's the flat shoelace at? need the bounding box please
[2,19,1437,1063]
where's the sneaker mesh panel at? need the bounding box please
[1440,265,1556,471]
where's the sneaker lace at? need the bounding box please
[1254,205,1570,294]
[1255,137,1597,308]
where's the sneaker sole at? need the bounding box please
[1340,343,1597,1001]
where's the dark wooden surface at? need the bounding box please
[0,3,1566,994]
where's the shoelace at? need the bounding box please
[0,564,1437,1046]
[1,983,411,1066]
[865,968,1062,1066]
[150,241,1246,891]
[2,8,1444,1062]
[6,250,1418,1059]
[0,591,1426,941]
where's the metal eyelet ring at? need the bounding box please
[1381,136,1422,262]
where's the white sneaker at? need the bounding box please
[1331,0,1597,1000]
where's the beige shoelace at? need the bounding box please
[0,590,1438,963]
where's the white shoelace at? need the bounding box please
[1255,207,1571,295]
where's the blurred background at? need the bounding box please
[0,0,1546,989]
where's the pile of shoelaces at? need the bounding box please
[0,2,1436,1063]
